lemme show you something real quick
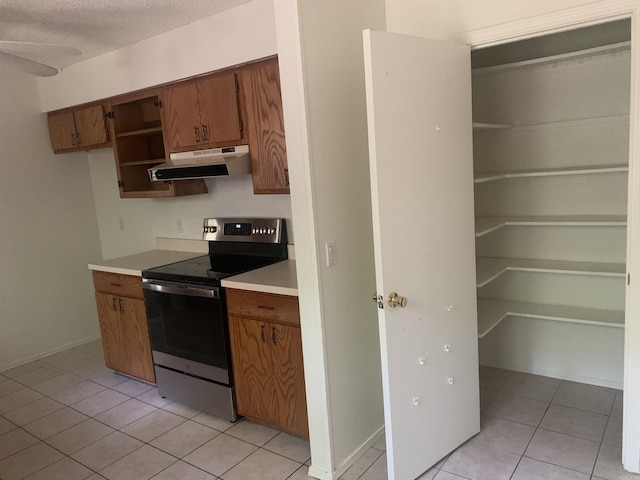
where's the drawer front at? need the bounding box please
[226,289,300,326]
[92,270,143,299]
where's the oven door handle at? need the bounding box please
[141,280,220,299]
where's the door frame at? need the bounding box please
[452,0,640,472]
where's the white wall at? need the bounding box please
[0,73,103,371]
[89,148,292,259]
[274,1,386,478]
[38,0,278,111]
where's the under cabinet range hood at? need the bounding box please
[148,145,251,181]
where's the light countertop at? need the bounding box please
[88,250,205,277]
[222,260,298,297]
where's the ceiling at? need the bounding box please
[0,0,251,69]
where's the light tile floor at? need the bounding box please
[0,342,637,480]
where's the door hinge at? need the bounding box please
[235,80,240,93]
[117,180,124,188]
[154,100,162,108]
[103,111,115,119]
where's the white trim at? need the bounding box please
[307,426,385,480]
[0,335,102,373]
[452,0,637,49]
[455,0,640,472]
[273,0,335,478]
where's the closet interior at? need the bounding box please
[471,20,631,389]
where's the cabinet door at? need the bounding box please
[74,105,109,148]
[119,297,156,383]
[242,61,289,194]
[95,292,127,374]
[197,73,242,144]
[48,111,77,151]
[162,83,202,150]
[271,323,308,437]
[228,316,274,424]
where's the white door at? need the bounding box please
[363,29,479,479]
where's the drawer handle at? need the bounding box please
[257,305,274,310]
[110,283,122,287]
[271,326,276,345]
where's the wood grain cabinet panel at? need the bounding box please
[74,105,109,147]
[92,272,155,384]
[48,111,77,151]
[227,289,308,437]
[162,72,244,152]
[47,105,109,153]
[241,59,289,194]
[229,316,275,425]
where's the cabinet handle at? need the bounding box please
[76,133,81,146]
[112,298,117,311]
[257,305,274,310]
[194,126,201,143]
[271,327,277,345]
[70,133,77,147]
[284,168,289,187]
[202,124,208,142]
[260,325,266,343]
[119,299,124,313]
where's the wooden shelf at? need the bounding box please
[475,215,627,237]
[120,158,166,167]
[472,122,514,130]
[476,257,626,288]
[477,299,624,339]
[474,164,628,184]
[116,126,163,138]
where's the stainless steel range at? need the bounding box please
[140,218,287,421]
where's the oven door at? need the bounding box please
[141,279,230,385]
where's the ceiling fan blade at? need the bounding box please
[0,51,58,76]
[0,41,81,56]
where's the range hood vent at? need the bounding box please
[148,145,251,181]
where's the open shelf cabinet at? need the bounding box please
[472,37,630,387]
[107,92,207,199]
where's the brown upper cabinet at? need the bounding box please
[48,105,110,153]
[241,59,290,194]
[46,56,290,196]
[105,91,207,199]
[162,72,244,152]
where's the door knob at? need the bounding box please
[388,292,407,308]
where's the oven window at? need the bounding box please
[144,289,228,370]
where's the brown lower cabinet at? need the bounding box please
[227,289,308,437]
[92,271,155,383]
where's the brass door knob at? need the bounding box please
[388,292,407,308]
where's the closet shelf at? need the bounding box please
[476,257,626,288]
[474,164,628,184]
[475,215,627,237]
[477,299,624,339]
[472,122,514,130]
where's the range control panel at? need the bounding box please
[202,218,286,243]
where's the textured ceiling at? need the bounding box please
[0,0,251,68]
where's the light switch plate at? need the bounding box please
[326,241,337,267]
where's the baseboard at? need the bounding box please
[307,425,385,480]
[482,362,623,390]
[0,334,102,373]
